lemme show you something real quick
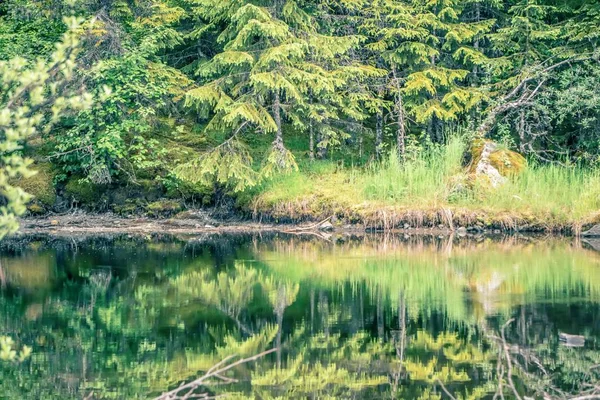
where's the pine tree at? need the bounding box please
[479,0,564,150]
[360,0,490,158]
[180,0,382,189]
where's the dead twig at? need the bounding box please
[153,348,277,400]
[436,378,458,400]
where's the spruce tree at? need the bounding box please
[360,0,490,158]
[180,0,382,189]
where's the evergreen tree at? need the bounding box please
[360,0,490,159]
[180,0,382,189]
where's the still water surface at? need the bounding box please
[0,233,599,399]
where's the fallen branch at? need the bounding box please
[153,348,277,400]
[283,216,332,233]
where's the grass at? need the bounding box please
[246,135,600,232]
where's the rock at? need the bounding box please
[64,177,106,205]
[469,140,527,188]
[146,200,184,217]
[582,224,600,237]
[27,203,46,215]
[583,238,600,252]
[456,226,467,236]
[319,221,334,231]
[559,332,585,347]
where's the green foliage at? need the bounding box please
[2,236,599,398]
[0,337,31,362]
[145,200,183,217]
[16,162,57,207]
[3,0,600,213]
[54,53,186,184]
[64,176,103,204]
[0,16,92,237]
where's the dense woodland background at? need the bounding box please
[1,0,600,234]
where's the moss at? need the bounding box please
[112,201,141,216]
[163,175,214,204]
[146,200,183,217]
[64,177,105,205]
[469,140,527,177]
[489,149,527,176]
[27,203,46,215]
[18,162,57,206]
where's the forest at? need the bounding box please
[1,0,600,235]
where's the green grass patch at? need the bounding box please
[248,135,600,230]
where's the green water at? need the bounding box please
[0,233,599,399]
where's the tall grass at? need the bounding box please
[364,136,466,205]
[250,134,600,226]
[480,163,600,220]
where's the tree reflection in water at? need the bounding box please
[0,233,597,399]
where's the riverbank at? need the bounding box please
[18,136,600,236]
[16,210,600,238]
[244,142,600,235]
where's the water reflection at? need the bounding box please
[0,233,597,399]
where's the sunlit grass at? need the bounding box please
[482,164,600,220]
[363,135,467,206]
[249,135,600,228]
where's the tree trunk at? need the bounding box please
[359,126,363,159]
[518,110,527,153]
[396,97,406,160]
[398,291,406,362]
[317,131,327,159]
[377,285,384,340]
[392,67,406,161]
[375,86,384,160]
[476,102,521,138]
[376,107,383,160]
[309,122,315,161]
[275,286,284,369]
[272,91,286,166]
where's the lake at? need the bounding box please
[0,233,599,399]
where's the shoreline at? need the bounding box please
[14,209,598,237]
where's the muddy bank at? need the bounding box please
[250,204,598,236]
[14,211,600,254]
[15,209,572,238]
[17,211,280,236]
